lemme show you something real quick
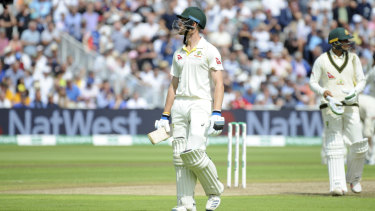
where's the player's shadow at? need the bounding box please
[283,192,332,196]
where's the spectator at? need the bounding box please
[16,3,31,35]
[97,80,114,108]
[357,0,372,21]
[111,21,131,54]
[46,93,58,109]
[8,33,23,52]
[5,61,24,86]
[333,0,351,27]
[0,29,9,54]
[41,22,60,57]
[291,51,311,77]
[12,91,29,108]
[208,20,232,48]
[108,94,127,109]
[37,66,54,104]
[65,6,82,41]
[20,21,40,56]
[231,90,252,110]
[126,92,148,109]
[0,89,11,108]
[243,87,257,105]
[82,3,99,33]
[0,5,16,40]
[65,78,81,102]
[29,89,45,108]
[12,83,30,106]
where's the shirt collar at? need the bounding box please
[182,36,205,54]
[330,49,345,59]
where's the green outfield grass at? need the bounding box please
[0,145,374,210]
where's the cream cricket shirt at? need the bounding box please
[171,37,224,101]
[309,49,366,103]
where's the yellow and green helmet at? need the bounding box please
[328,27,353,44]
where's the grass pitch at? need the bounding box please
[0,145,374,210]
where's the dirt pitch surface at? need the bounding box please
[2,181,375,197]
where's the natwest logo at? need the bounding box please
[177,55,182,60]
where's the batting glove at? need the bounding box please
[155,112,170,133]
[326,96,344,115]
[342,89,358,105]
[207,111,225,136]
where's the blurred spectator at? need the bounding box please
[243,87,257,104]
[46,93,58,109]
[291,51,311,77]
[357,0,372,21]
[0,89,11,108]
[333,0,352,27]
[20,20,40,56]
[29,89,45,108]
[208,20,232,48]
[16,3,31,35]
[5,61,24,86]
[56,86,70,108]
[108,94,127,109]
[0,29,9,54]
[0,5,16,40]
[111,21,131,53]
[127,92,148,109]
[160,0,178,30]
[37,66,54,104]
[8,33,23,52]
[65,6,82,41]
[82,3,99,33]
[41,22,60,57]
[12,91,29,108]
[12,83,30,106]
[231,91,252,109]
[65,78,81,102]
[97,80,114,108]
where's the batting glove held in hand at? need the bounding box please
[342,89,357,105]
[326,96,344,115]
[207,111,225,136]
[155,113,170,133]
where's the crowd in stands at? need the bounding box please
[0,0,374,110]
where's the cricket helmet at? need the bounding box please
[328,27,354,50]
[177,7,206,29]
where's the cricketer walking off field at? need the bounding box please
[309,27,368,196]
[154,7,225,211]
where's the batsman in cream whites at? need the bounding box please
[309,27,367,196]
[154,7,225,211]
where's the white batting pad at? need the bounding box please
[180,149,224,196]
[325,132,347,192]
[173,138,197,210]
[346,139,368,183]
[327,154,347,192]
[175,166,197,210]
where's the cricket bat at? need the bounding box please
[148,127,171,145]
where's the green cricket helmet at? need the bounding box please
[328,27,353,44]
[177,7,206,29]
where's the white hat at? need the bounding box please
[3,46,11,54]
[37,45,44,52]
[131,13,142,22]
[43,66,51,73]
[353,14,362,23]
